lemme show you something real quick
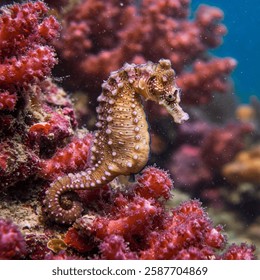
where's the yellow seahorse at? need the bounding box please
[44,59,188,224]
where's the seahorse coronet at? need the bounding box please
[44,59,188,224]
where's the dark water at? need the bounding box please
[192,0,260,103]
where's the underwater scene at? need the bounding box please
[0,0,259,260]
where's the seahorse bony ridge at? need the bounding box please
[45,59,188,224]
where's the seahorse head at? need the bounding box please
[138,59,189,124]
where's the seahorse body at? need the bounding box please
[45,59,188,224]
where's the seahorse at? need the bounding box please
[44,59,189,224]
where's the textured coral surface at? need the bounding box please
[51,0,236,107]
[62,173,255,260]
[0,2,89,190]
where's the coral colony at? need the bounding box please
[0,1,257,260]
[52,0,237,106]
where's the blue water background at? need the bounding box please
[191,0,260,103]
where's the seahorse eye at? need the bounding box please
[165,91,176,102]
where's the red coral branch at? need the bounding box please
[0,1,59,89]
[0,47,56,87]
[0,91,17,110]
[0,2,59,56]
[0,219,27,260]
[39,134,92,180]
[177,58,237,104]
[0,2,79,191]
[134,166,173,199]
[222,243,256,260]
[54,0,236,105]
[62,167,255,260]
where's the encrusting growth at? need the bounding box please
[45,59,189,224]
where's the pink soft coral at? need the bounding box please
[0,2,59,89]
[52,0,236,106]
[0,219,26,260]
[62,167,255,260]
[0,2,91,190]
